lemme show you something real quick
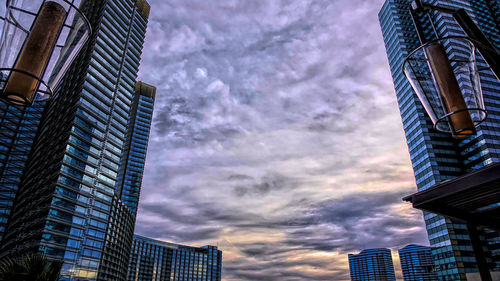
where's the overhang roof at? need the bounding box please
[403,162,500,230]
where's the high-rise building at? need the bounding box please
[115,81,155,217]
[348,248,396,281]
[0,101,44,241]
[97,81,155,281]
[379,0,500,280]
[0,1,153,281]
[127,235,223,281]
[399,244,438,281]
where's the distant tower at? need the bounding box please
[399,245,438,281]
[115,81,156,217]
[348,248,396,281]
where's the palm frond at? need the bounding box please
[0,252,62,281]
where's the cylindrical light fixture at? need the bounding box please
[404,1,500,138]
[403,37,487,138]
[0,0,91,106]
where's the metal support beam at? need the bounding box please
[466,222,492,281]
[410,1,500,81]
[452,9,500,81]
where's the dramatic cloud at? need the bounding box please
[135,0,429,280]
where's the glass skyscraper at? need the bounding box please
[399,244,438,281]
[0,101,44,241]
[379,0,500,280]
[127,235,223,281]
[116,81,155,217]
[98,81,155,281]
[0,1,154,281]
[348,248,396,281]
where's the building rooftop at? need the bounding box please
[133,234,218,251]
[135,81,156,100]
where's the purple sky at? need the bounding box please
[135,0,429,280]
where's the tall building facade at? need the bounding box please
[399,244,438,281]
[379,0,500,280]
[127,235,223,281]
[0,1,153,281]
[0,101,44,241]
[97,82,155,280]
[115,81,155,217]
[348,248,396,281]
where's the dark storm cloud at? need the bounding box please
[284,190,427,252]
[225,259,342,281]
[137,183,427,280]
[227,174,254,181]
[233,173,290,197]
[135,0,428,280]
[217,191,427,280]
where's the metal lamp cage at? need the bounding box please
[403,36,488,139]
[0,0,91,106]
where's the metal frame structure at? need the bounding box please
[410,0,500,80]
[0,68,53,105]
[402,35,488,134]
[403,0,500,138]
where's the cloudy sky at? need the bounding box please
[135,0,429,280]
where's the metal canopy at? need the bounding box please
[403,162,500,231]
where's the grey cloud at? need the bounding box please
[227,174,254,181]
[137,182,426,279]
[232,173,291,197]
[135,222,221,242]
[284,190,428,253]
[135,0,426,280]
[218,191,426,280]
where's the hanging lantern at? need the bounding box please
[403,36,487,138]
[0,0,91,106]
[401,0,500,139]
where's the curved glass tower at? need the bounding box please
[0,1,154,281]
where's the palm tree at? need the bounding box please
[0,252,62,281]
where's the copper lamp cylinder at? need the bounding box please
[3,1,67,105]
[424,43,475,138]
